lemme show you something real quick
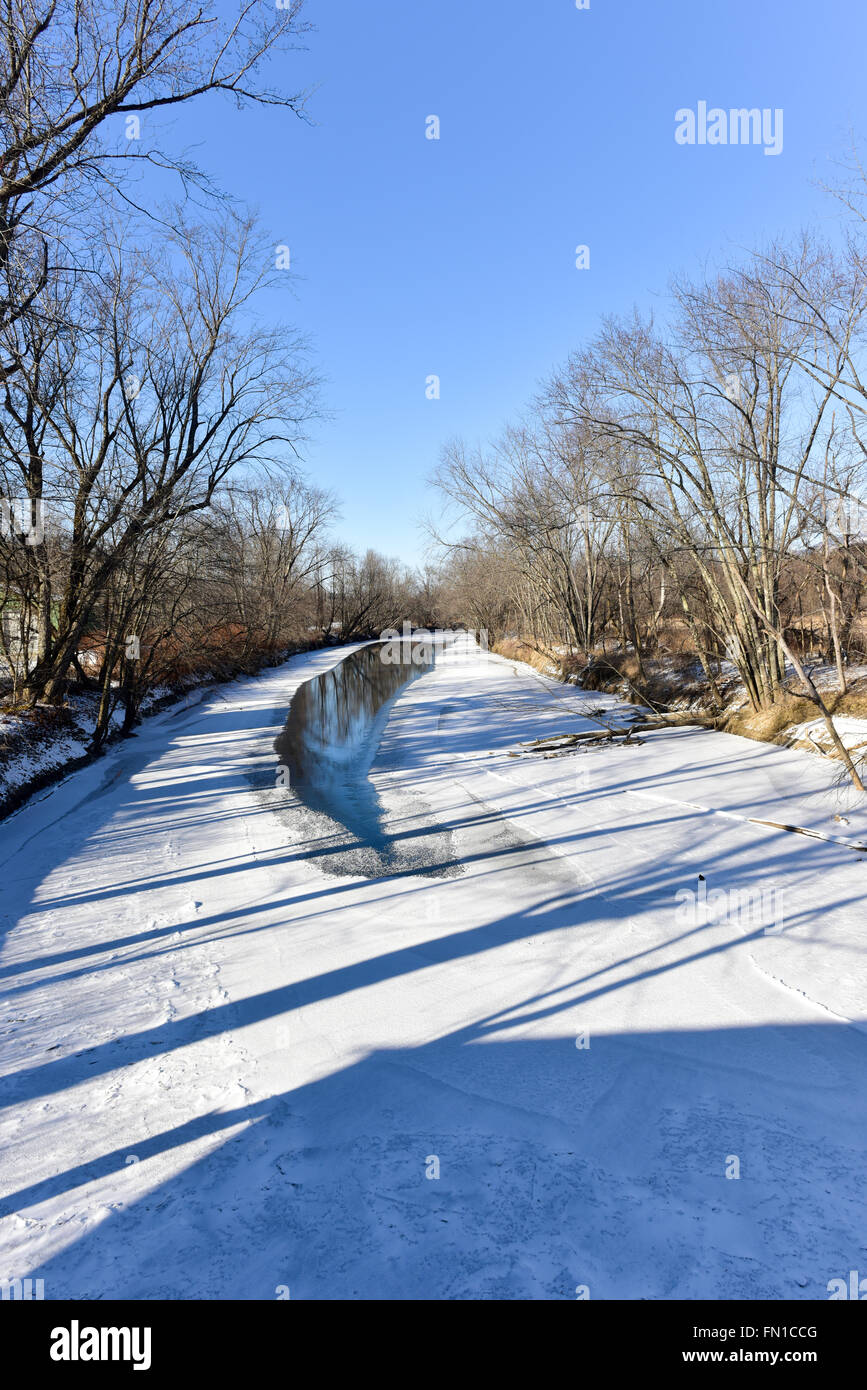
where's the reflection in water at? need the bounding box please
[277,642,431,793]
[273,641,458,878]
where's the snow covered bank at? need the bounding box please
[502,638,867,780]
[0,643,335,820]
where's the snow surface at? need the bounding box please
[0,637,865,1300]
[786,715,867,761]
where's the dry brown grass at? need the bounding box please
[573,652,641,690]
[655,619,695,654]
[726,689,867,747]
[838,693,867,718]
[492,637,561,675]
[725,698,817,742]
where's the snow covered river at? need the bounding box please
[1,636,865,1298]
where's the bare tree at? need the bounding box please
[0,0,311,354]
[0,209,317,704]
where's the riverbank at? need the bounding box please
[0,639,338,822]
[493,637,867,773]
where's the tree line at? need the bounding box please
[0,1,442,747]
[432,192,867,788]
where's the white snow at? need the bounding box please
[785,715,867,762]
[0,637,865,1300]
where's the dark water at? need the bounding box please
[272,640,460,878]
[274,641,432,836]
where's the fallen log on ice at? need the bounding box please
[516,713,711,754]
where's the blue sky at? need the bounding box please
[138,0,867,566]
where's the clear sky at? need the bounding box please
[135,0,867,566]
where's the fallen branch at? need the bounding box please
[516,713,710,755]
